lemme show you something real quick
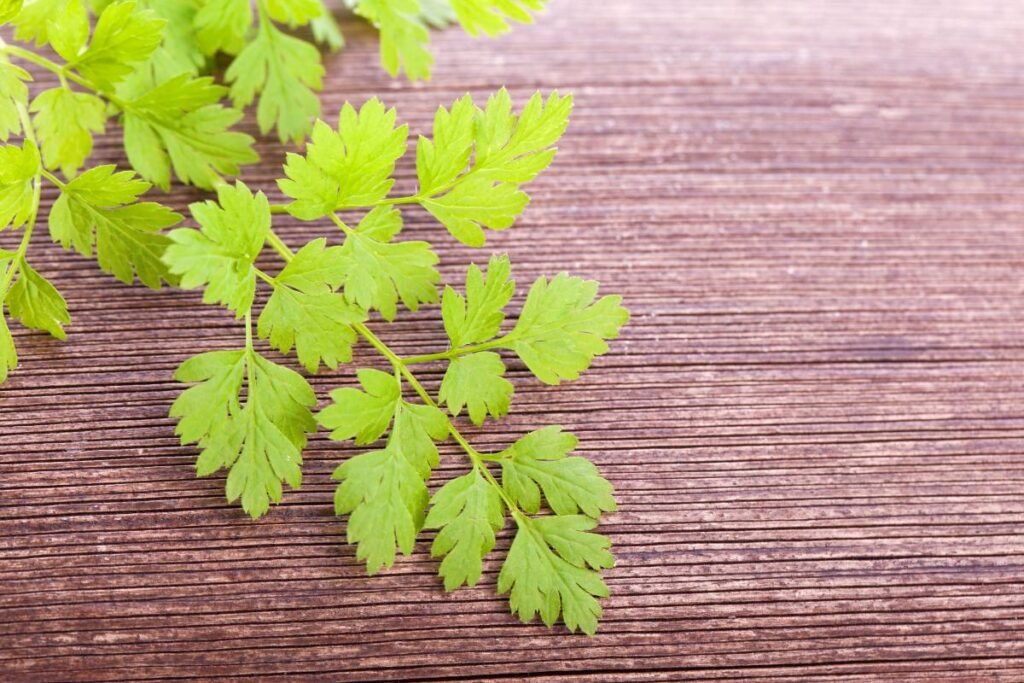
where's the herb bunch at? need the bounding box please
[165,90,629,634]
[0,0,548,183]
[0,1,629,635]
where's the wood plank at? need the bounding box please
[2,0,1024,679]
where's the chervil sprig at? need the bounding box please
[222,0,326,143]
[356,0,548,79]
[278,89,572,246]
[326,320,620,635]
[0,97,49,381]
[0,84,74,376]
[164,90,629,634]
[2,2,259,189]
[2,0,550,168]
[2,2,626,637]
[0,73,187,378]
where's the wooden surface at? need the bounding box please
[3,0,1024,679]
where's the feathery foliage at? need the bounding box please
[0,3,629,635]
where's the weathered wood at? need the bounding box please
[3,0,1024,679]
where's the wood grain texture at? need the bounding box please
[3,0,1024,679]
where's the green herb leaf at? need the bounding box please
[415,94,476,195]
[0,141,38,230]
[172,348,317,519]
[418,0,455,27]
[498,515,612,635]
[194,0,252,56]
[50,164,181,288]
[47,0,88,61]
[226,21,323,143]
[0,308,16,382]
[424,470,505,590]
[310,4,344,50]
[278,98,408,219]
[258,240,364,373]
[332,399,448,573]
[449,0,545,37]
[356,0,432,80]
[0,58,31,142]
[259,286,362,373]
[335,206,439,321]
[30,87,106,177]
[11,0,65,44]
[442,254,514,347]
[422,177,527,247]
[136,0,206,80]
[170,349,245,445]
[268,236,345,292]
[264,0,321,26]
[415,90,571,246]
[69,0,165,90]
[317,367,400,444]
[0,0,24,24]
[164,182,269,314]
[390,399,449,473]
[509,273,629,384]
[7,260,69,339]
[122,74,258,190]
[473,89,571,184]
[439,351,512,425]
[12,0,73,46]
[497,426,616,517]
[333,444,426,573]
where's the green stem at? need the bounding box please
[255,0,272,27]
[400,350,451,364]
[244,311,254,350]
[329,211,354,235]
[40,168,65,189]
[68,69,130,110]
[403,337,509,364]
[1,43,130,110]
[243,311,257,402]
[346,195,422,210]
[353,321,523,519]
[0,102,43,299]
[0,220,33,298]
[263,228,523,518]
[354,322,430,402]
[1,44,57,73]
[3,43,72,90]
[266,194,422,218]
[329,208,511,367]
[254,267,277,287]
[266,230,295,262]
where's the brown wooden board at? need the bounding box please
[3,0,1024,679]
